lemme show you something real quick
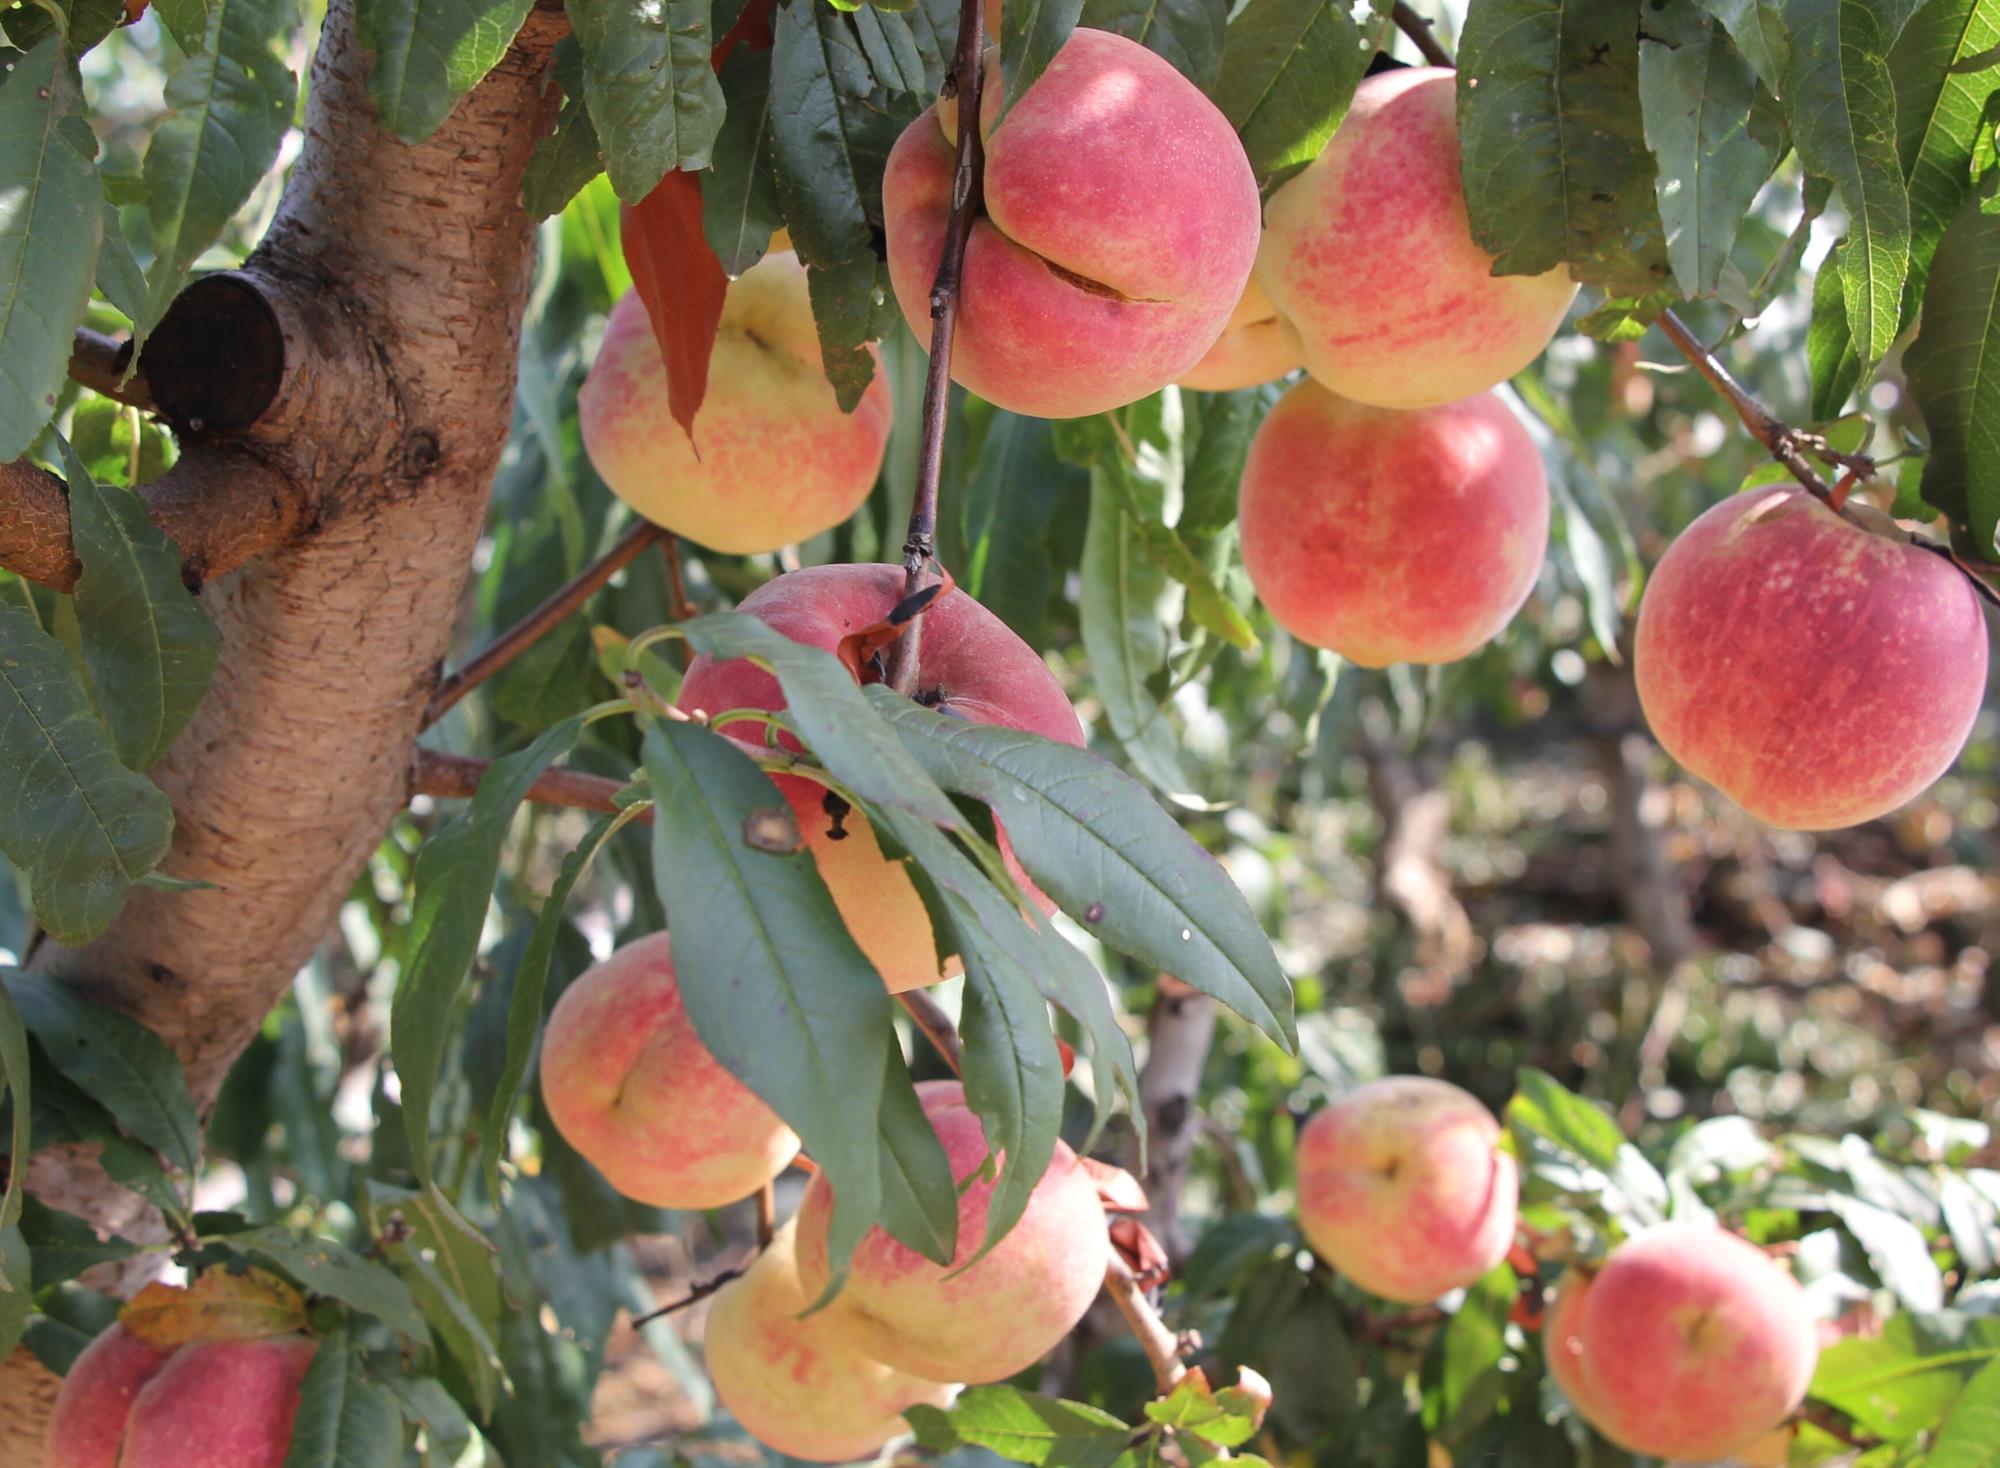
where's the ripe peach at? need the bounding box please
[578,251,892,554]
[1295,1076,1517,1304]
[1635,488,1988,830]
[792,1080,1109,1383]
[1177,275,1300,392]
[676,563,1085,993]
[46,1324,315,1468]
[1553,1223,1818,1461]
[706,1220,957,1461]
[884,28,1260,418]
[539,932,800,1207]
[1257,68,1576,409]
[1238,381,1548,665]
[1541,1270,1605,1421]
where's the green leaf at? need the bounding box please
[1638,5,1784,300]
[68,397,174,487]
[1824,1194,1946,1312]
[141,0,301,332]
[1812,1311,2000,1442]
[961,411,1081,647]
[1213,0,1380,185]
[1098,460,1255,653]
[59,438,220,771]
[1809,243,1866,416]
[565,0,723,201]
[488,616,599,731]
[392,716,583,1196]
[522,37,602,221]
[875,1044,960,1266]
[642,719,889,1285]
[0,37,105,462]
[1892,0,2000,305]
[1697,0,1790,86]
[1931,1357,2000,1468]
[215,1225,430,1346]
[864,691,1296,1049]
[16,1195,137,1285]
[906,1384,1132,1466]
[768,0,913,269]
[354,0,534,142]
[1903,184,2000,555]
[95,200,147,328]
[0,977,25,1250]
[1,0,123,50]
[480,810,620,1201]
[1506,1067,1668,1227]
[379,1373,472,1457]
[0,1226,27,1361]
[1146,1374,1260,1446]
[1781,0,1915,373]
[805,250,896,409]
[282,1328,407,1468]
[1456,0,1670,296]
[702,42,783,275]
[366,1181,504,1421]
[4,968,201,1177]
[850,4,928,92]
[1078,0,1227,90]
[997,0,1081,121]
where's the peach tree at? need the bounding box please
[0,0,1997,1464]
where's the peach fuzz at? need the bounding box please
[792,1080,1110,1383]
[1556,1223,1818,1462]
[539,931,800,1207]
[884,28,1259,418]
[46,1325,315,1468]
[578,251,892,554]
[1256,68,1575,409]
[1635,488,1989,831]
[677,564,1085,993]
[1238,380,1548,665]
[705,1220,957,1461]
[1178,275,1300,392]
[1295,1076,1517,1304]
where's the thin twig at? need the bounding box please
[882,0,986,697]
[1356,1304,1446,1344]
[69,327,153,411]
[754,1181,776,1249]
[660,533,697,670]
[1658,310,1842,506]
[424,519,667,727]
[410,748,645,818]
[1103,1256,1189,1394]
[897,987,964,1076]
[629,1267,745,1328]
[1798,1402,1876,1451]
[1391,2,1453,67]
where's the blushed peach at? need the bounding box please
[1238,381,1548,665]
[792,1080,1109,1383]
[1178,275,1300,392]
[1295,1076,1517,1304]
[1257,68,1576,409]
[706,1220,957,1461]
[578,251,892,553]
[677,564,1085,993]
[1635,488,1989,830]
[1556,1223,1818,1462]
[884,28,1259,418]
[539,932,800,1207]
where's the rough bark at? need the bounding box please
[1,5,565,1453]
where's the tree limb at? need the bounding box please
[1391,2,1453,67]
[69,327,152,410]
[1103,1255,1190,1394]
[410,748,642,817]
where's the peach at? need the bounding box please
[1177,275,1300,392]
[884,28,1259,418]
[677,563,1085,993]
[539,932,801,1207]
[1635,488,1989,830]
[706,1220,957,1460]
[1257,68,1576,409]
[792,1080,1109,1383]
[578,251,892,554]
[1541,1270,1605,1422]
[1554,1223,1818,1461]
[46,1325,315,1468]
[1295,1076,1517,1304]
[1238,380,1548,665]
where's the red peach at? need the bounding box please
[1177,275,1300,392]
[1541,1270,1605,1422]
[676,564,1085,993]
[705,1220,957,1461]
[884,29,1260,418]
[1634,489,1989,830]
[539,932,801,1207]
[1257,68,1576,409]
[1238,380,1549,665]
[578,251,892,554]
[1558,1223,1819,1462]
[791,1080,1109,1383]
[1295,1076,1518,1304]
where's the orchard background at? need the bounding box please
[2,0,2000,1464]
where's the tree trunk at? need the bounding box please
[1,6,565,1454]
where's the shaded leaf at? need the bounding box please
[0,1226,26,1360]
[1903,183,2000,555]
[1213,0,1380,185]
[875,1044,960,1265]
[1079,0,1227,89]
[566,0,723,200]
[16,1195,136,1286]
[522,38,604,220]
[282,1328,407,1468]
[216,1225,430,1345]
[0,977,25,1252]
[997,0,1081,121]
[354,0,535,142]
[366,1181,505,1421]
[702,41,783,274]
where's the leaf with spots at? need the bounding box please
[565,0,723,200]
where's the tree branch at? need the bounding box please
[409,748,645,818]
[423,519,668,727]
[69,328,152,410]
[1103,1255,1189,1394]
[1391,2,1453,67]
[882,0,986,697]
[897,986,964,1075]
[0,446,303,591]
[1657,310,1843,506]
